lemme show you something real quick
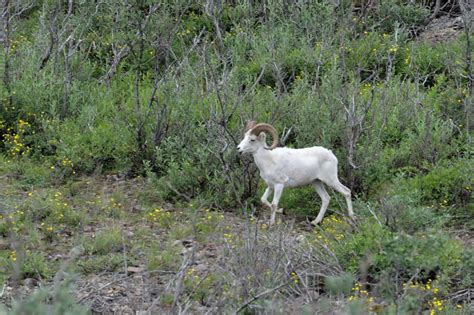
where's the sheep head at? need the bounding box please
[237,122,279,153]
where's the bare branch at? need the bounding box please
[234,281,290,314]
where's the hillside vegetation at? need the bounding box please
[0,1,472,314]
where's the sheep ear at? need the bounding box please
[258,132,266,141]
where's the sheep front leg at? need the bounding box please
[269,184,284,226]
[261,187,273,208]
[261,187,283,213]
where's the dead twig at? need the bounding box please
[234,281,290,314]
[77,275,129,303]
[0,282,6,298]
[170,243,196,314]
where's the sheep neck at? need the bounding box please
[252,147,275,174]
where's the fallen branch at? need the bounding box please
[76,275,129,304]
[234,281,290,314]
[0,282,5,298]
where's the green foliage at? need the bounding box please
[457,249,474,289]
[0,1,472,311]
[381,231,463,278]
[45,111,134,174]
[146,207,175,228]
[335,220,392,273]
[409,160,472,208]
[85,228,124,255]
[1,281,90,315]
[336,218,469,290]
[20,251,52,279]
[19,189,83,228]
[183,272,222,304]
[402,43,449,84]
[325,273,354,295]
[1,1,470,215]
[194,209,225,236]
[147,245,180,271]
[364,2,430,33]
[1,248,55,281]
[78,254,124,274]
[378,194,446,233]
[152,136,214,201]
[345,31,408,80]
[279,186,318,216]
[0,157,52,189]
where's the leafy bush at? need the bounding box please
[336,218,468,289]
[46,116,134,174]
[1,281,89,315]
[153,146,211,201]
[378,194,447,233]
[409,160,472,208]
[335,219,392,273]
[366,2,430,34]
[20,251,53,279]
[278,186,318,217]
[0,1,472,310]
[345,31,409,81]
[78,254,124,274]
[147,244,181,271]
[85,228,124,255]
[381,231,463,279]
[19,189,83,228]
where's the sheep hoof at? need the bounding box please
[311,219,322,226]
[276,208,284,214]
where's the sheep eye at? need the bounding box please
[250,139,255,142]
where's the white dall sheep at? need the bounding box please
[237,121,354,226]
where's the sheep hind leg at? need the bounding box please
[311,180,330,225]
[324,177,354,219]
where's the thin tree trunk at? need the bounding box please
[459,0,472,134]
[1,0,12,108]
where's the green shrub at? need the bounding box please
[456,249,474,289]
[278,186,318,217]
[325,273,354,295]
[381,231,463,279]
[2,280,90,315]
[335,219,392,273]
[154,153,207,201]
[410,160,472,208]
[85,228,124,255]
[47,117,134,174]
[147,245,181,271]
[400,43,448,85]
[345,31,408,81]
[78,254,124,274]
[337,219,466,286]
[19,189,83,229]
[366,2,430,34]
[379,194,447,233]
[20,250,53,280]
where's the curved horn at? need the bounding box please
[250,123,279,149]
[245,120,257,132]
